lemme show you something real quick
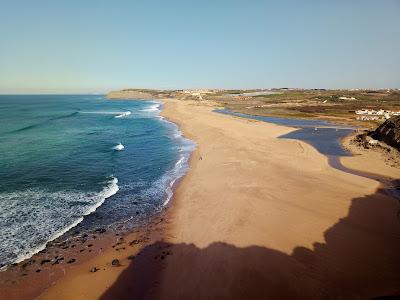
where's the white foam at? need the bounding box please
[115,111,131,118]
[80,111,128,115]
[0,176,119,270]
[160,135,195,206]
[116,101,195,209]
[143,102,196,207]
[113,143,125,151]
[83,177,119,216]
[140,103,161,113]
[161,151,192,207]
[175,156,185,167]
[8,216,84,269]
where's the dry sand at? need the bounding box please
[341,135,400,179]
[31,99,400,298]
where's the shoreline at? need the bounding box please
[0,98,194,299]
[109,99,400,298]
[98,99,399,299]
[2,98,400,299]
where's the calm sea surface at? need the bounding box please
[0,95,194,268]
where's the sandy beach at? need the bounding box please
[38,99,400,299]
[2,1,399,298]
[4,98,400,299]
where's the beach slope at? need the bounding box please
[44,99,400,299]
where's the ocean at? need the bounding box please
[0,95,194,269]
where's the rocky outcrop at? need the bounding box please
[371,116,400,150]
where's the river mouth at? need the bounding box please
[214,108,356,156]
[214,109,400,200]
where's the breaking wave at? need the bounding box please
[115,111,132,118]
[0,176,119,269]
[140,102,161,113]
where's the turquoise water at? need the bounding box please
[0,95,194,268]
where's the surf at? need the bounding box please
[115,111,131,118]
[0,176,119,270]
[0,95,195,271]
[140,102,161,113]
[113,143,125,151]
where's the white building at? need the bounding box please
[339,96,357,100]
[355,109,400,120]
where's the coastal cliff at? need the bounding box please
[371,116,400,150]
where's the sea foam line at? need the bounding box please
[0,176,119,270]
[115,111,132,118]
[148,101,196,207]
[140,102,161,113]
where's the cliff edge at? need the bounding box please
[371,116,400,150]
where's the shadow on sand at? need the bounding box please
[101,188,400,299]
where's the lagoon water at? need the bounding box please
[215,109,354,157]
[0,95,194,268]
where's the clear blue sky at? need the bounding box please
[0,0,399,93]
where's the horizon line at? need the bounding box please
[1,87,400,95]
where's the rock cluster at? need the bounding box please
[371,116,400,150]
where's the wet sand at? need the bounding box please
[0,211,169,300]
[4,99,400,299]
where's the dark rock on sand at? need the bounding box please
[52,257,64,265]
[90,267,99,273]
[129,239,141,246]
[40,259,51,265]
[371,116,400,150]
[111,259,120,266]
[21,260,35,269]
[95,228,106,234]
[67,259,76,264]
[35,269,41,273]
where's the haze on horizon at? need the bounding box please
[0,0,399,94]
